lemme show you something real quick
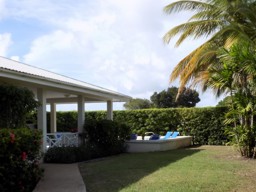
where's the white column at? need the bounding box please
[37,88,47,152]
[107,100,113,120]
[50,103,57,133]
[77,95,85,133]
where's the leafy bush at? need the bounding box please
[0,128,43,192]
[44,146,92,163]
[0,84,39,128]
[175,107,227,145]
[44,143,111,163]
[31,107,228,145]
[113,107,228,145]
[84,119,131,156]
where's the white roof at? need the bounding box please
[0,56,131,102]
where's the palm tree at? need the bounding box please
[163,0,256,92]
[207,41,256,157]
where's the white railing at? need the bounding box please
[46,132,79,148]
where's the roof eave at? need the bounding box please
[0,69,132,102]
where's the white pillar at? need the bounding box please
[77,95,85,133]
[107,100,113,120]
[50,103,57,133]
[37,88,47,152]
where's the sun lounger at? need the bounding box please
[130,133,137,140]
[171,131,179,138]
[160,131,173,140]
[149,134,160,140]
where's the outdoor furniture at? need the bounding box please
[171,131,179,138]
[145,132,155,136]
[130,133,137,140]
[149,134,160,140]
[160,131,173,140]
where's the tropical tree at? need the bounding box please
[150,89,175,108]
[164,0,256,91]
[216,96,232,107]
[207,42,256,157]
[123,98,152,110]
[150,87,200,108]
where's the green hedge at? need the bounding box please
[35,107,227,145]
[0,128,43,192]
[44,119,131,163]
[113,107,227,145]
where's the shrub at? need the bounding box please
[44,144,104,163]
[175,107,227,145]
[0,84,39,128]
[30,107,228,145]
[114,107,228,145]
[84,119,131,156]
[0,128,43,192]
[44,147,77,163]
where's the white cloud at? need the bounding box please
[22,1,175,95]
[2,0,220,109]
[197,90,225,107]
[0,33,12,56]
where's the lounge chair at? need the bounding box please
[170,131,179,138]
[149,134,160,140]
[160,131,173,140]
[130,133,137,140]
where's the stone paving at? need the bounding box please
[33,163,86,192]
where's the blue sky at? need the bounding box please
[0,0,224,111]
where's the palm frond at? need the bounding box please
[164,20,222,46]
[163,0,211,14]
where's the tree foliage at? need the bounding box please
[150,87,200,108]
[208,42,256,158]
[164,0,256,92]
[0,84,39,128]
[216,96,232,107]
[164,0,256,158]
[124,87,200,109]
[123,98,152,110]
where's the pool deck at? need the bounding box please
[125,136,192,153]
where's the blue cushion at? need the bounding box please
[161,131,173,140]
[130,133,137,140]
[171,132,179,138]
[149,134,160,140]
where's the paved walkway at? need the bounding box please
[33,163,86,192]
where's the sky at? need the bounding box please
[0,0,224,111]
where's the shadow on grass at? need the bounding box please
[79,147,203,192]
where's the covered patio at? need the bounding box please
[0,56,131,152]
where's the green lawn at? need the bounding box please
[79,146,256,192]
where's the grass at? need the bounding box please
[79,146,256,192]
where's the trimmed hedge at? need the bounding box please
[0,128,43,192]
[113,107,227,145]
[34,107,227,145]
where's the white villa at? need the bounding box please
[0,56,131,151]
